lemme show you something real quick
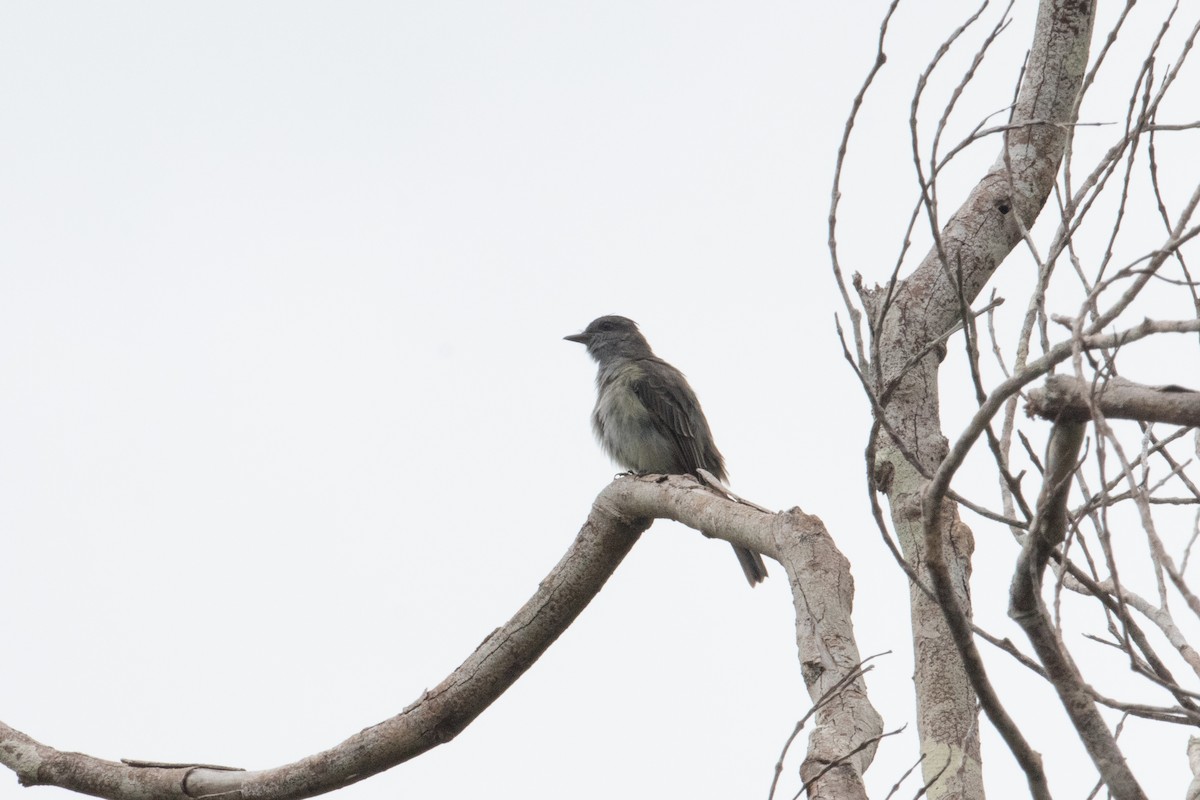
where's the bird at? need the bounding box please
[564,315,768,586]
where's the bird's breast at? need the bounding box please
[592,372,677,474]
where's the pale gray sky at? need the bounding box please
[2,2,1197,798]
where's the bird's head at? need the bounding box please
[564,315,654,363]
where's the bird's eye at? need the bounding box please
[597,321,614,332]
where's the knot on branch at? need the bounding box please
[802,659,827,687]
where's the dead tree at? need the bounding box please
[834,0,1200,797]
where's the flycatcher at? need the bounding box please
[565,315,767,586]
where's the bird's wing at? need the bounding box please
[630,359,710,474]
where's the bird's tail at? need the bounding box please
[732,544,768,587]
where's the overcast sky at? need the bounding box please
[2,2,1198,798]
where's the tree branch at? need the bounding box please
[1028,374,1200,426]
[2,486,652,800]
[1010,422,1147,798]
[0,476,879,800]
[866,1,1097,795]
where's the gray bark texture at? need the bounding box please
[861,1,1095,797]
[1010,422,1147,799]
[0,475,880,800]
[1027,374,1200,426]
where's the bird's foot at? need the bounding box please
[616,470,671,483]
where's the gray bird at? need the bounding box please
[565,315,768,586]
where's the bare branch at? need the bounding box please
[1,488,653,800]
[0,476,879,800]
[829,0,902,368]
[1028,375,1200,426]
[770,654,889,800]
[1188,737,1200,800]
[1094,578,1200,682]
[1010,422,1147,798]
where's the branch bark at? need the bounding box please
[0,476,880,800]
[1028,374,1200,426]
[1010,422,1147,798]
[864,1,1096,797]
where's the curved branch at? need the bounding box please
[1010,421,1147,798]
[920,318,1200,798]
[0,476,880,800]
[876,0,1095,366]
[2,489,652,800]
[932,318,1200,507]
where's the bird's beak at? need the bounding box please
[563,332,590,344]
